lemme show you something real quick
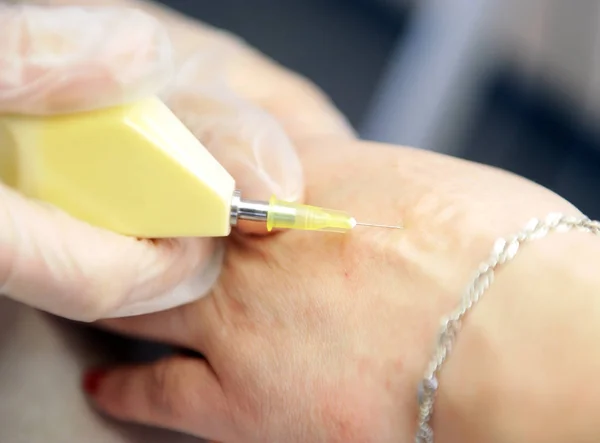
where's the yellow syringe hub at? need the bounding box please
[267,196,356,233]
[0,97,359,238]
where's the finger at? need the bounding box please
[164,35,355,144]
[0,4,172,115]
[166,52,305,204]
[83,356,234,441]
[32,0,355,140]
[95,300,206,351]
[94,246,230,351]
[0,183,222,321]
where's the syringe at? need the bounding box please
[0,97,402,238]
[230,191,402,233]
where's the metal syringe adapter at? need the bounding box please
[230,190,271,226]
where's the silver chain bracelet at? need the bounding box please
[415,213,600,443]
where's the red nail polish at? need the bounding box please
[82,369,107,395]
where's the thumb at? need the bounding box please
[83,357,234,441]
[0,4,172,115]
[0,184,223,321]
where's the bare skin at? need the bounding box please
[89,138,600,443]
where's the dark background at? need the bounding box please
[157,0,600,219]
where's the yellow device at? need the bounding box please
[0,97,377,238]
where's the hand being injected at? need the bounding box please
[88,139,600,443]
[0,3,352,321]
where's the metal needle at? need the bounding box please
[355,222,404,229]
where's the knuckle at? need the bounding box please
[148,359,192,421]
[74,278,125,322]
[286,72,332,106]
[73,239,153,321]
[73,264,134,321]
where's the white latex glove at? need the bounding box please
[0,4,308,321]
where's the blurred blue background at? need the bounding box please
[159,0,600,219]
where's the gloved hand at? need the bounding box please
[0,3,350,321]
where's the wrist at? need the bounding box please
[435,231,600,443]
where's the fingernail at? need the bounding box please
[82,368,108,396]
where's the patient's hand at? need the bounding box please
[87,138,578,443]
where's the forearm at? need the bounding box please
[436,232,600,442]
